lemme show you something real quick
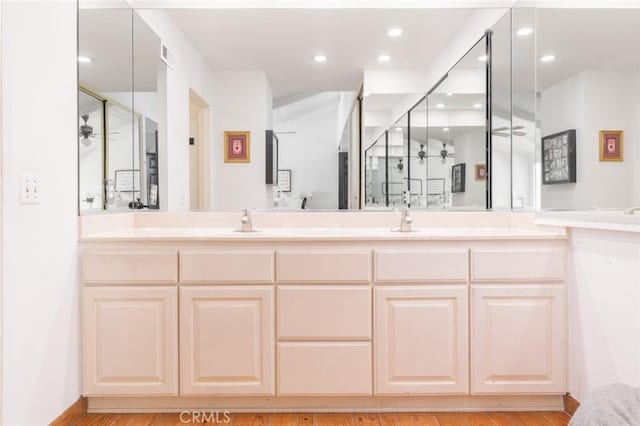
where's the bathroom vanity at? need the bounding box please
[80,212,567,413]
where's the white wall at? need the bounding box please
[211,71,273,210]
[1,1,81,424]
[136,9,215,211]
[540,70,640,209]
[275,93,340,210]
[567,228,640,402]
[451,129,486,208]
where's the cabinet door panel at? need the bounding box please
[83,286,178,396]
[277,342,372,396]
[471,285,565,394]
[278,286,371,340]
[375,286,469,395]
[180,286,274,395]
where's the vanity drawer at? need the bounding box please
[277,250,371,284]
[180,250,275,284]
[470,248,565,282]
[374,249,469,283]
[277,342,372,395]
[82,250,178,284]
[278,286,371,340]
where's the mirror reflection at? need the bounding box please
[80,4,636,214]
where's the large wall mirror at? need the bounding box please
[80,4,636,214]
[78,2,164,213]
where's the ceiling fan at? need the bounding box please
[79,115,97,147]
[78,114,120,147]
[424,142,455,164]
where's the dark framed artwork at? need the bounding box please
[542,129,576,184]
[451,163,466,193]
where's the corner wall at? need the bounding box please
[211,71,273,211]
[540,70,640,209]
[1,1,81,424]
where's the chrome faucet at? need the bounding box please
[236,208,257,232]
[392,208,414,232]
[624,206,640,215]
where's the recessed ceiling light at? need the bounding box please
[78,56,92,63]
[313,55,327,63]
[387,28,403,37]
[378,54,391,62]
[443,127,449,132]
[540,54,556,63]
[436,103,445,109]
[395,127,402,131]
[477,55,488,62]
[473,103,483,108]
[517,27,533,36]
[446,92,453,97]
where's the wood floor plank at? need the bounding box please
[394,413,439,426]
[232,413,269,426]
[149,413,183,426]
[436,413,469,426]
[67,410,571,425]
[270,413,299,426]
[465,412,497,426]
[378,413,399,426]
[541,412,571,426]
[353,413,381,425]
[514,412,553,426]
[489,412,526,426]
[297,413,314,426]
[314,413,354,426]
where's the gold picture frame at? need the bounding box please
[224,131,251,163]
[599,130,623,162]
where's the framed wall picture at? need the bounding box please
[474,164,487,181]
[542,129,576,184]
[599,130,623,162]
[451,163,466,193]
[224,131,251,163]
[277,169,291,192]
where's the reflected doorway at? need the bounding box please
[189,91,210,210]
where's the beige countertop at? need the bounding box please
[80,226,567,242]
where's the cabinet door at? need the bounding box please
[83,286,178,396]
[180,286,274,395]
[375,286,468,395]
[471,285,565,394]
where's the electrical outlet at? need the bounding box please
[20,173,40,204]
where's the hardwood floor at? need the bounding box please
[65,411,571,425]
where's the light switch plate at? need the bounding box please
[20,173,40,204]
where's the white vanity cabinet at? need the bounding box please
[275,249,373,396]
[82,250,179,396]
[471,284,565,394]
[469,247,567,395]
[180,286,275,395]
[80,229,568,412]
[375,285,469,395]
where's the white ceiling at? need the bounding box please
[166,8,483,103]
[533,8,640,90]
[79,9,163,93]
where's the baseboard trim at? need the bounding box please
[50,397,87,425]
[87,395,565,413]
[563,393,580,416]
